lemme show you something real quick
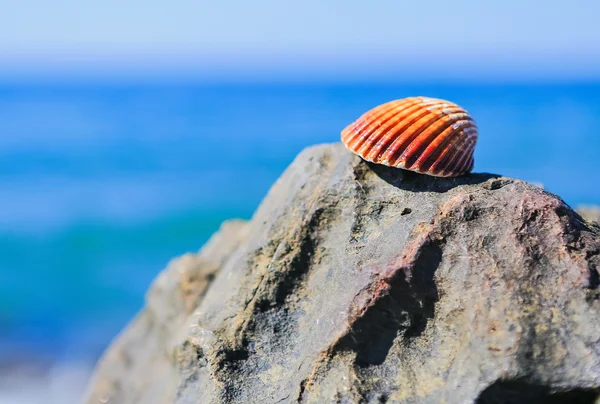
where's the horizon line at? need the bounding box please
[1,50,600,84]
[1,71,599,86]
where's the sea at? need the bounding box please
[0,81,599,402]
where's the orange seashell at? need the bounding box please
[341,97,478,177]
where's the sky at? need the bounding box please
[1,0,599,81]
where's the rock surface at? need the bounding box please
[85,144,600,404]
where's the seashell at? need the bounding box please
[341,96,478,177]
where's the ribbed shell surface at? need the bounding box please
[341,97,478,177]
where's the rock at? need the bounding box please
[577,206,600,225]
[84,219,251,403]
[85,144,600,404]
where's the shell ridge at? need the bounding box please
[429,128,475,175]
[454,138,477,174]
[402,117,455,170]
[368,101,466,162]
[466,156,475,173]
[365,102,445,162]
[416,121,473,172]
[385,106,454,166]
[356,99,426,156]
[341,102,396,147]
[345,100,412,150]
[419,120,477,170]
[345,100,399,135]
[458,133,478,172]
[400,109,468,170]
[439,134,475,176]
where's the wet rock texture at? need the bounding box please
[85,144,600,404]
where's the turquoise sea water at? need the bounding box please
[1,82,599,366]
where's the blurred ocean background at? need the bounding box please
[1,0,600,402]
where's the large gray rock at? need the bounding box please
[85,144,600,404]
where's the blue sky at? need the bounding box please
[1,0,599,81]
